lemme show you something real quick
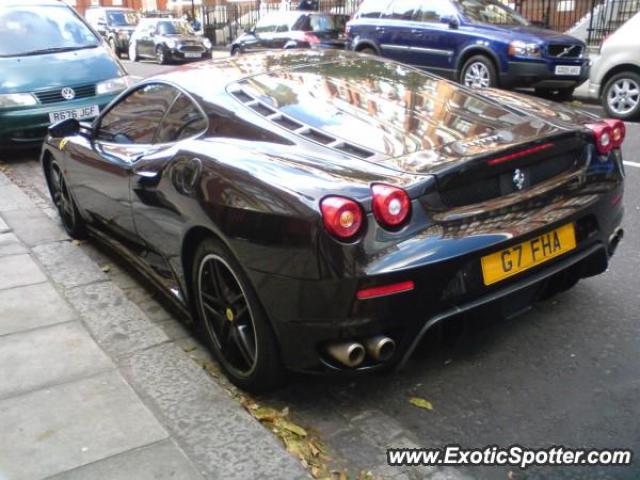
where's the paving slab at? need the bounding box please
[0,183,35,212]
[32,241,107,289]
[0,171,11,186]
[64,281,168,358]
[0,321,113,399]
[0,371,168,480]
[120,342,309,480]
[0,232,29,256]
[0,214,9,232]
[0,253,47,290]
[2,208,68,246]
[48,440,205,480]
[0,282,78,336]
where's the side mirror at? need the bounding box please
[48,118,80,138]
[441,15,459,29]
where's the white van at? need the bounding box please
[586,12,640,119]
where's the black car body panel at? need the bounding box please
[40,50,624,374]
[85,7,139,55]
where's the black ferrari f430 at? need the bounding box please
[41,50,625,391]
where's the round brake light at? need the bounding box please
[586,123,614,155]
[603,118,625,148]
[371,184,411,228]
[320,196,363,240]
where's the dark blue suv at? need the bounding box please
[346,0,589,98]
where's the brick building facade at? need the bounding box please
[66,0,169,16]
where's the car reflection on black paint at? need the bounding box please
[41,50,625,392]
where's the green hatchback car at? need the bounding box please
[0,0,133,149]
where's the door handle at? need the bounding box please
[375,26,385,32]
[410,29,422,34]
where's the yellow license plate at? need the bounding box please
[481,223,576,286]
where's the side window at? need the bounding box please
[382,0,422,20]
[254,18,274,33]
[416,0,457,22]
[356,0,392,18]
[97,84,178,144]
[155,93,208,143]
[275,22,289,32]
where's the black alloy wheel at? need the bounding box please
[192,238,284,392]
[47,161,87,239]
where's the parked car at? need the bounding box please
[0,0,132,149]
[40,50,624,391]
[85,7,140,59]
[129,17,212,64]
[347,0,588,97]
[230,11,348,55]
[585,12,640,120]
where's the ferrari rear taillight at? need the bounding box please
[586,122,614,154]
[371,184,411,228]
[320,196,363,240]
[603,119,625,148]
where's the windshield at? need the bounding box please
[298,14,347,32]
[157,20,194,35]
[107,11,139,27]
[455,0,528,25]
[0,5,98,57]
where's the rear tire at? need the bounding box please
[460,55,497,89]
[46,160,87,240]
[357,46,377,56]
[601,71,640,120]
[191,238,285,392]
[230,46,241,56]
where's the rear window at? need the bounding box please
[355,0,392,18]
[0,5,98,57]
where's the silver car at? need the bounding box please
[586,12,640,120]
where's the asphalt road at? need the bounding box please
[7,57,639,479]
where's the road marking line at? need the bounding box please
[623,161,640,168]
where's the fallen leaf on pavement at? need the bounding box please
[253,406,280,422]
[409,396,434,411]
[100,264,111,273]
[275,417,308,437]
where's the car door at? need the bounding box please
[131,91,209,296]
[377,0,423,64]
[64,83,178,244]
[136,22,156,58]
[410,0,462,74]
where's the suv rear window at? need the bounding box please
[356,0,392,18]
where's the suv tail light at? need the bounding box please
[320,196,364,240]
[603,119,625,148]
[586,122,614,155]
[371,184,411,228]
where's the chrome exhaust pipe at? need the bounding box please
[364,335,396,362]
[326,341,365,368]
[608,227,624,255]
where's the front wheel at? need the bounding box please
[192,238,285,392]
[156,46,167,65]
[46,161,87,239]
[357,46,377,56]
[460,55,497,89]
[602,71,640,120]
[128,42,138,62]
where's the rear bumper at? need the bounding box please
[253,174,623,374]
[502,60,589,89]
[0,95,116,148]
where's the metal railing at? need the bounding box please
[199,0,640,47]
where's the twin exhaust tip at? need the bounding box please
[326,335,396,368]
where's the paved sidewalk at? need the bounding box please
[0,170,307,480]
